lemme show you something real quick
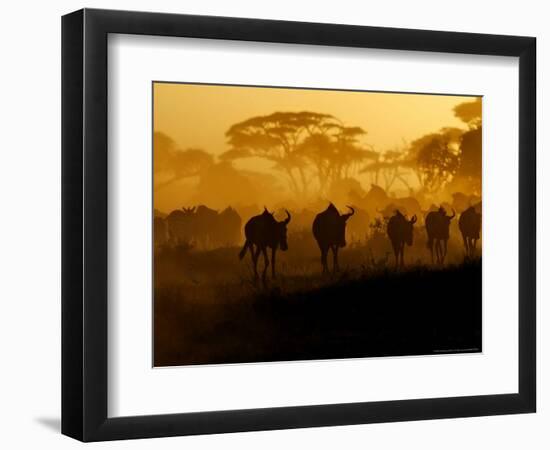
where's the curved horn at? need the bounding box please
[448,208,456,219]
[283,209,291,224]
[410,214,417,224]
[342,205,355,220]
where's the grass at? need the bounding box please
[154,247,482,366]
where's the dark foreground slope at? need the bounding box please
[154,260,481,366]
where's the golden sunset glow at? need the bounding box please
[153,82,483,367]
[153,82,480,213]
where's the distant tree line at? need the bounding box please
[361,97,482,196]
[154,97,481,208]
[221,111,373,197]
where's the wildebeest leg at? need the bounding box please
[462,234,469,258]
[271,248,276,279]
[332,245,339,273]
[251,245,261,280]
[320,246,328,274]
[261,247,269,282]
[472,238,478,257]
[400,242,405,267]
[392,243,399,268]
[442,239,448,264]
[429,240,434,264]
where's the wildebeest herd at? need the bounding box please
[155,200,482,281]
[155,205,242,249]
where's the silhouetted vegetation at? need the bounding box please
[153,87,483,366]
[155,258,481,366]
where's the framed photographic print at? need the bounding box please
[62,8,536,441]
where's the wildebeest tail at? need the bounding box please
[239,240,251,260]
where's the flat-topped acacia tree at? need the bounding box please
[222,111,371,198]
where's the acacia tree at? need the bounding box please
[406,128,462,194]
[400,99,482,197]
[154,132,213,191]
[457,127,482,179]
[333,126,372,179]
[222,111,370,197]
[222,112,334,195]
[452,98,482,194]
[360,147,411,192]
[298,125,371,195]
[416,136,459,192]
[453,97,482,130]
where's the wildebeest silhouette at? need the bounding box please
[239,208,291,280]
[312,203,355,273]
[386,210,417,268]
[161,205,243,249]
[165,207,196,246]
[425,207,456,264]
[193,205,219,248]
[459,203,481,258]
[451,192,481,214]
[217,206,242,247]
[154,216,170,249]
[346,206,370,243]
[363,184,389,213]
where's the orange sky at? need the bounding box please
[153,82,480,212]
[154,82,475,162]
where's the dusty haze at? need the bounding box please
[153,82,481,213]
[152,82,482,366]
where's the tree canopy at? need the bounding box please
[222,111,371,197]
[453,97,482,129]
[154,132,213,191]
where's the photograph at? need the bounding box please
[0,0,541,446]
[152,82,483,367]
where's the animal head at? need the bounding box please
[404,213,417,245]
[277,210,291,251]
[335,205,355,247]
[439,206,456,224]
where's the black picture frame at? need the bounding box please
[62,8,536,442]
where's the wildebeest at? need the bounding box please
[238,208,291,280]
[393,196,423,219]
[312,203,355,273]
[162,205,243,249]
[363,184,389,212]
[346,206,370,243]
[154,216,170,249]
[425,207,456,264]
[459,203,481,258]
[215,206,242,247]
[386,210,417,268]
[193,205,219,248]
[451,192,482,214]
[165,207,196,246]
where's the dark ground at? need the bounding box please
[154,256,481,367]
